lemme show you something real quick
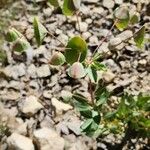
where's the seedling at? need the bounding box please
[5,0,149,141]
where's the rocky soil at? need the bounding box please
[0,0,150,150]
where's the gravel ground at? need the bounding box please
[0,0,150,150]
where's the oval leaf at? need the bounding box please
[48,0,59,7]
[5,28,23,42]
[130,14,139,25]
[33,17,47,46]
[134,26,145,48]
[68,62,85,79]
[81,119,93,131]
[13,39,30,53]
[62,0,76,16]
[49,52,65,66]
[114,7,130,30]
[65,36,87,64]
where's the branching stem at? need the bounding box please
[48,32,65,46]
[92,19,118,56]
[89,79,94,105]
[76,11,82,36]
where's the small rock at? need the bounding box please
[27,64,37,78]
[103,0,115,9]
[51,98,73,114]
[33,127,65,150]
[115,0,123,4]
[76,22,88,32]
[43,8,53,17]
[4,63,26,79]
[117,30,133,41]
[82,32,91,40]
[109,37,122,50]
[43,90,52,99]
[102,70,116,83]
[20,95,43,116]
[61,90,72,102]
[89,36,99,44]
[7,133,34,150]
[36,65,51,78]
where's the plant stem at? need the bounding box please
[76,11,82,36]
[89,79,94,105]
[48,32,65,46]
[110,25,145,49]
[92,19,118,57]
[77,52,81,62]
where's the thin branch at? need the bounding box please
[77,52,82,62]
[110,25,146,50]
[92,19,118,57]
[89,79,95,105]
[76,11,82,36]
[47,32,65,46]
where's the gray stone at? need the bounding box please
[33,127,65,150]
[36,65,51,78]
[7,133,34,150]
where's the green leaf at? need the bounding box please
[5,28,23,42]
[92,110,101,125]
[0,50,7,64]
[92,61,107,71]
[86,66,97,83]
[50,52,66,66]
[114,7,130,30]
[33,17,47,46]
[130,14,139,25]
[115,19,129,31]
[136,94,150,111]
[12,39,30,53]
[48,0,59,7]
[65,36,87,64]
[95,86,110,107]
[73,93,92,112]
[62,0,76,16]
[81,119,93,131]
[134,26,145,48]
[68,62,86,79]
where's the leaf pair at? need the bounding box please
[6,28,31,53]
[48,0,80,16]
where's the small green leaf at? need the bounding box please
[48,0,59,7]
[33,17,47,46]
[134,26,145,48]
[114,7,130,30]
[12,39,31,53]
[86,66,97,83]
[50,52,66,66]
[136,94,150,111]
[5,28,23,42]
[130,14,139,25]
[62,0,76,16]
[95,87,110,107]
[92,61,107,71]
[115,19,129,31]
[0,50,7,64]
[92,110,101,125]
[73,93,91,112]
[68,62,85,79]
[65,36,87,64]
[73,93,92,118]
[81,119,93,131]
